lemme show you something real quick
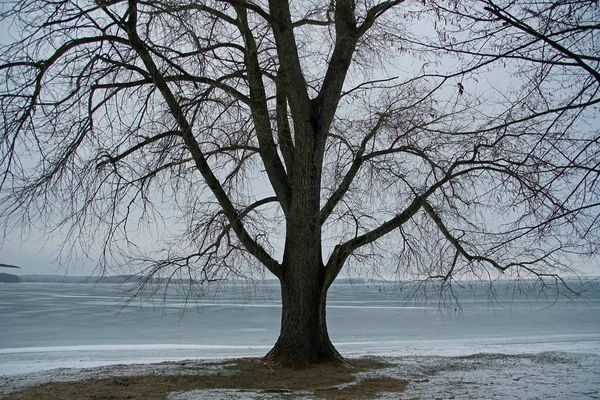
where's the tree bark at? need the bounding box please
[264,267,342,366]
[264,124,341,365]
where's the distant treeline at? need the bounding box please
[0,273,390,285]
[0,274,148,284]
[0,273,19,283]
[4,274,191,284]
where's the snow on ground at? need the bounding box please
[1,352,599,399]
[385,352,600,399]
[0,359,230,397]
[169,389,315,399]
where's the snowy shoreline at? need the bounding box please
[2,334,599,376]
[1,351,599,399]
[2,283,599,398]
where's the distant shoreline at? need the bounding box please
[2,272,595,285]
[0,274,393,285]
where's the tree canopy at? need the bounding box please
[1,0,598,364]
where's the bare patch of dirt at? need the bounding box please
[3,358,406,400]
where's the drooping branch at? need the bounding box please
[418,199,577,285]
[131,199,280,288]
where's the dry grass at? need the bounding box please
[4,358,406,400]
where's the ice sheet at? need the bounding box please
[2,281,600,395]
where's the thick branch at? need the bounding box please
[325,161,506,283]
[292,18,332,28]
[324,187,427,286]
[236,5,292,213]
[96,130,181,169]
[267,0,311,123]
[91,74,249,103]
[124,2,282,278]
[314,0,358,135]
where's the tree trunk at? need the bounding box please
[264,160,342,365]
[264,112,338,366]
[264,270,342,366]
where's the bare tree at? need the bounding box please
[0,0,598,365]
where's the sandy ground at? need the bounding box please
[1,352,599,399]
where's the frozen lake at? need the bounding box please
[1,279,599,377]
